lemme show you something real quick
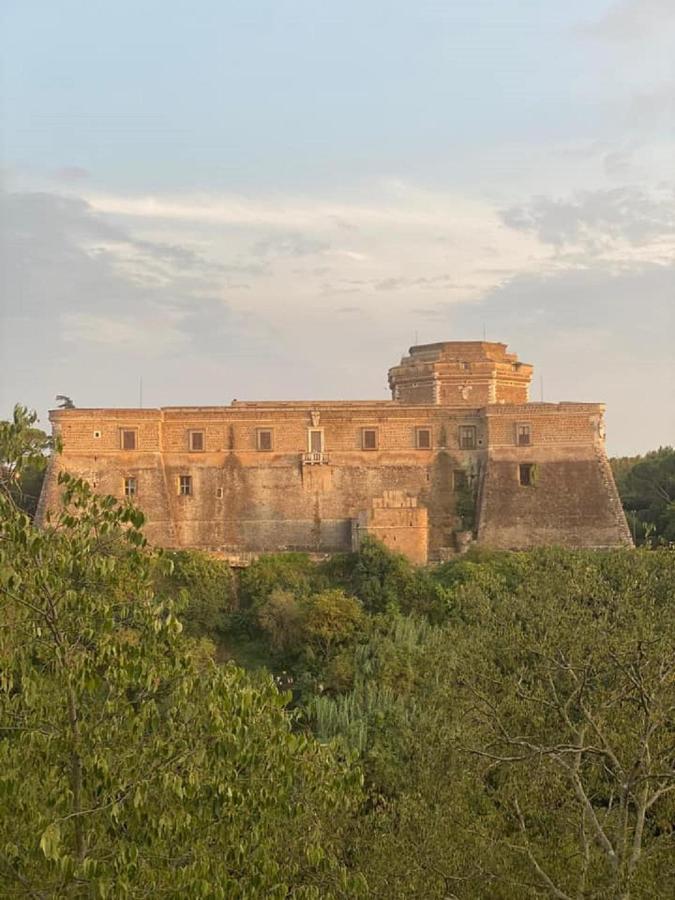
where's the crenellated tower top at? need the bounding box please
[388,341,533,406]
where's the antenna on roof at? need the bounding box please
[482,323,487,341]
[414,330,419,345]
[139,376,143,409]
[540,375,544,402]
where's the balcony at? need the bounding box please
[301,451,329,465]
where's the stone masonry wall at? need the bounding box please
[37,344,632,562]
[40,404,483,559]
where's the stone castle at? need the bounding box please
[36,341,632,563]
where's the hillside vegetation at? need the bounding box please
[1,406,673,898]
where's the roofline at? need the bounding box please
[48,400,606,417]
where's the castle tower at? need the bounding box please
[388,341,533,406]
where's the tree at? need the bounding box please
[157,549,235,640]
[449,551,675,898]
[611,447,675,546]
[0,472,364,897]
[322,537,448,621]
[0,404,55,518]
[330,550,675,899]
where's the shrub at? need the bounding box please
[257,589,304,654]
[238,552,317,611]
[160,549,234,639]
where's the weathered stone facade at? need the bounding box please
[36,342,632,562]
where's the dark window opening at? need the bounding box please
[257,429,273,451]
[179,475,192,496]
[362,428,378,450]
[189,430,204,451]
[517,424,531,446]
[215,487,223,499]
[459,425,477,450]
[309,430,323,453]
[416,428,432,449]
[519,464,534,487]
[121,429,137,450]
[124,477,137,497]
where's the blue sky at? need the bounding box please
[1,0,674,454]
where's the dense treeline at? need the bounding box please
[610,447,675,546]
[1,406,674,898]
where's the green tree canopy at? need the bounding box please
[611,447,675,545]
[0,404,55,518]
[0,472,363,897]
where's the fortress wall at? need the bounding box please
[485,403,604,446]
[53,409,162,452]
[39,406,480,557]
[38,380,632,561]
[476,405,632,549]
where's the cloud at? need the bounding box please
[61,310,189,352]
[81,189,485,231]
[0,190,231,355]
[626,84,675,130]
[500,184,675,252]
[52,166,90,182]
[579,0,675,41]
[251,232,330,258]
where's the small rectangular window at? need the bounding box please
[362,428,378,450]
[257,428,273,451]
[215,486,223,499]
[416,427,432,449]
[121,429,137,450]
[519,464,535,487]
[93,430,101,439]
[453,469,467,491]
[189,430,204,452]
[179,475,192,496]
[517,424,531,446]
[459,425,476,450]
[309,430,323,453]
[124,477,137,497]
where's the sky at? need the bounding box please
[1,0,673,456]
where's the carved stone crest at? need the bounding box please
[458,383,473,400]
[310,409,321,427]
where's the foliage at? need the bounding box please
[257,588,364,669]
[611,447,675,546]
[301,589,364,657]
[257,589,306,654]
[158,549,235,639]
[0,404,55,518]
[346,549,675,898]
[237,552,318,611]
[4,407,674,898]
[0,474,364,897]
[321,537,448,620]
[454,477,477,532]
